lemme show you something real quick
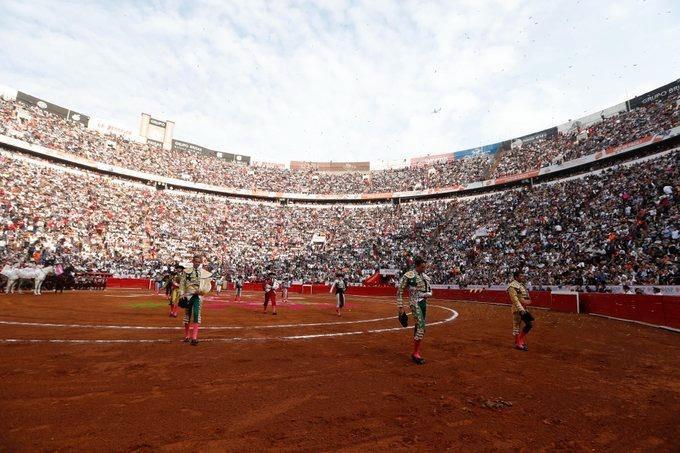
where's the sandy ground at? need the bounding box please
[0,289,678,451]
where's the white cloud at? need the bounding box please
[0,0,678,164]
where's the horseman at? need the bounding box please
[54,238,68,263]
[27,239,42,264]
[39,243,54,266]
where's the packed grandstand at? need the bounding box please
[0,79,678,289]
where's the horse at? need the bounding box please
[53,264,75,292]
[2,265,55,295]
[0,264,14,291]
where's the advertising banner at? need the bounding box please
[410,143,501,167]
[233,154,251,165]
[595,135,656,159]
[251,161,286,169]
[627,78,680,110]
[455,142,501,159]
[494,169,539,184]
[172,139,208,154]
[290,161,370,171]
[172,139,250,164]
[510,126,558,148]
[16,91,89,126]
[145,118,167,143]
[409,152,456,167]
[149,117,166,128]
[67,110,90,126]
[88,118,135,139]
[16,91,68,117]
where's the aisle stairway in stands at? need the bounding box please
[484,149,505,179]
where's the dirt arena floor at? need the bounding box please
[0,289,678,452]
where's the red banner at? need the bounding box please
[494,169,540,185]
[596,135,654,159]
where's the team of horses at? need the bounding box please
[1,264,55,295]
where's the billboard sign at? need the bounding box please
[455,142,501,159]
[510,127,558,148]
[290,161,370,171]
[172,139,250,164]
[409,152,456,167]
[627,78,680,110]
[16,91,90,126]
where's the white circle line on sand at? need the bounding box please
[0,305,458,344]
[0,315,399,330]
[0,298,421,330]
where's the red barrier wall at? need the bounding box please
[579,293,677,328]
[347,286,397,297]
[106,277,151,289]
[106,278,679,329]
[663,297,680,329]
[549,293,580,312]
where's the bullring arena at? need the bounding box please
[2,2,680,451]
[1,284,678,450]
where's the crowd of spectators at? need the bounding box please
[0,98,490,194]
[1,92,677,195]
[1,147,676,288]
[493,93,679,176]
[431,151,678,287]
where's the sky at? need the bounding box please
[0,0,678,166]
